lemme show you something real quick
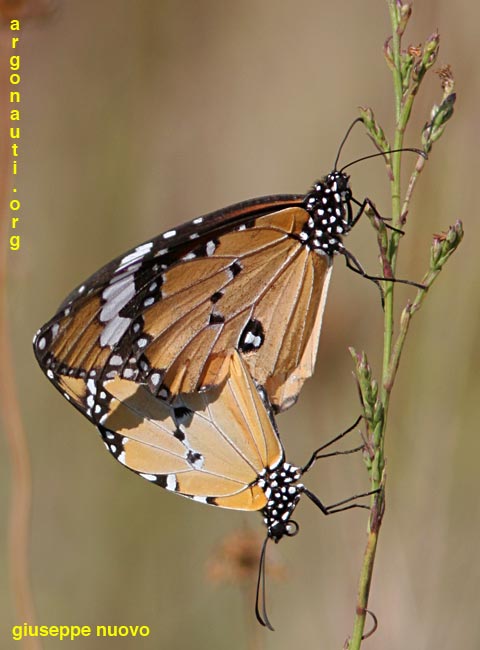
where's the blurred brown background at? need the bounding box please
[1,1,478,648]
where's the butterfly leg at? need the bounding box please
[302,415,363,473]
[342,249,385,303]
[351,196,405,235]
[302,486,381,515]
[346,199,425,292]
[342,246,425,293]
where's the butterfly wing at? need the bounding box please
[83,350,282,510]
[34,193,332,412]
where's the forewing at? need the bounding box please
[34,195,331,412]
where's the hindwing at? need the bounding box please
[55,349,285,510]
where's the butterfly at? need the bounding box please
[34,345,367,629]
[33,157,395,417]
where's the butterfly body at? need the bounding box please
[34,171,353,414]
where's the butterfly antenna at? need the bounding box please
[255,536,274,631]
[339,148,426,173]
[334,117,364,170]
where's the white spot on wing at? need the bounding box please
[100,275,136,322]
[206,241,216,256]
[163,230,176,239]
[117,242,153,272]
[100,316,131,348]
[139,472,158,481]
[166,474,177,490]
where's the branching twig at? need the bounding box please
[344,3,462,648]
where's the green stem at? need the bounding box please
[388,2,403,123]
[350,531,378,644]
[347,3,404,648]
[347,4,459,649]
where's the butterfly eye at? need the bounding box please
[285,520,300,537]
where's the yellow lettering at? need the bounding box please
[13,160,17,175]
[12,217,19,228]
[10,199,20,210]
[10,20,20,31]
[10,127,20,139]
[12,623,147,639]
[12,37,19,48]
[10,90,20,103]
[10,55,20,71]
[10,235,20,251]
[12,143,19,155]
[10,73,20,85]
[10,109,20,121]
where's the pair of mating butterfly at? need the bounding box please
[34,121,421,629]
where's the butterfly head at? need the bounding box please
[301,171,353,256]
[258,462,303,542]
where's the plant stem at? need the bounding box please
[345,3,461,648]
[347,3,407,648]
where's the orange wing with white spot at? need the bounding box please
[34,192,336,413]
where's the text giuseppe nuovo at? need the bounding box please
[12,623,151,641]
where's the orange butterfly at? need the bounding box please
[34,165,374,414]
